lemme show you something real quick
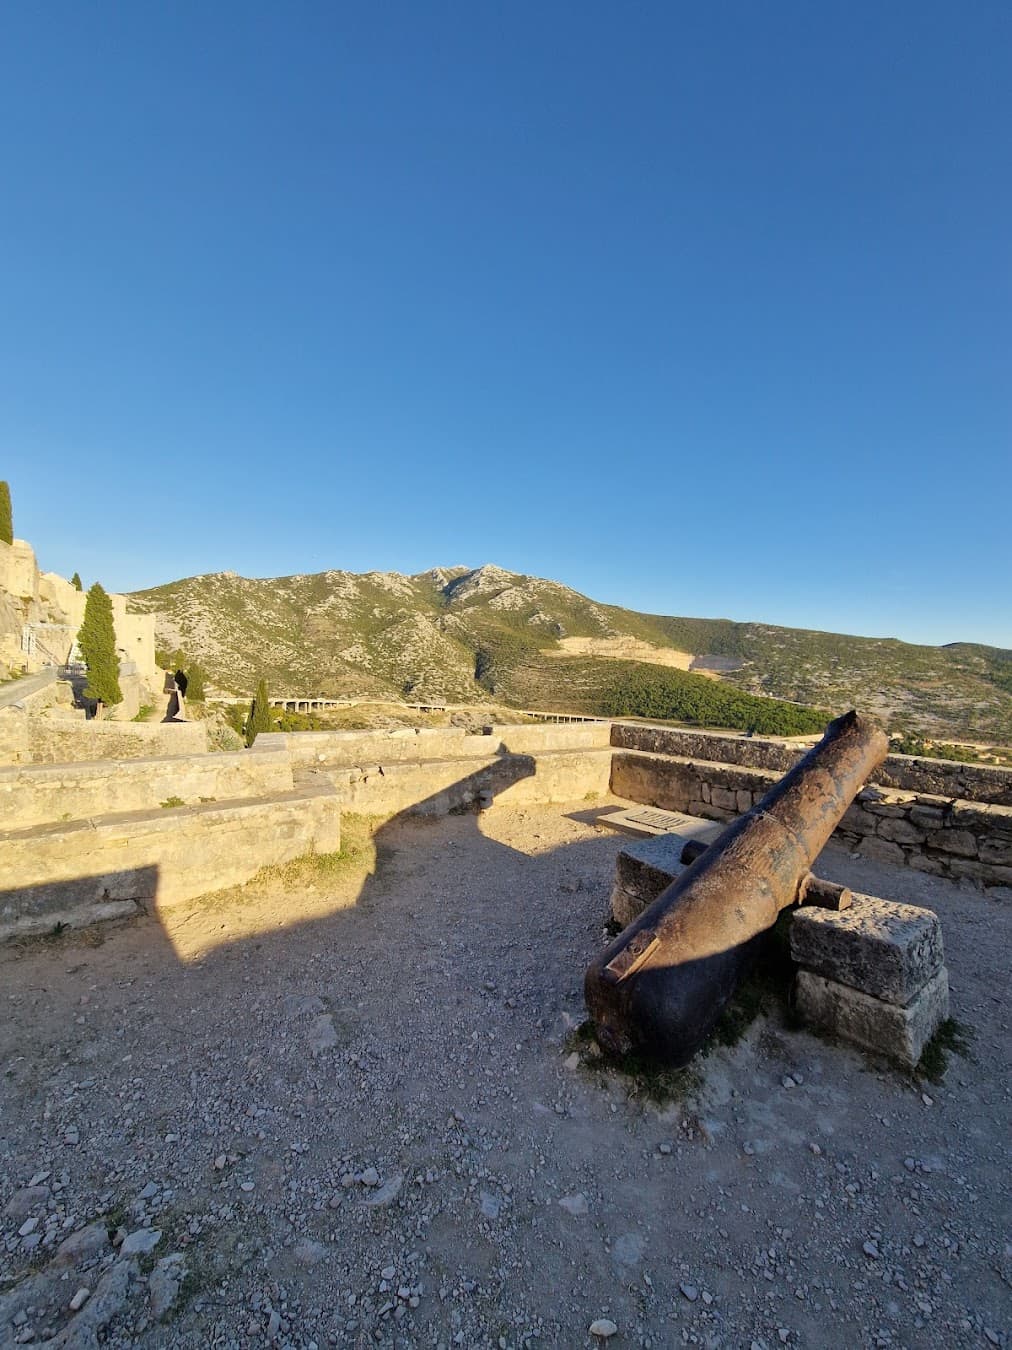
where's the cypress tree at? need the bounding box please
[245,678,273,746]
[0,481,12,546]
[71,572,83,591]
[78,583,123,708]
[186,663,207,701]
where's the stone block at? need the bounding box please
[610,834,688,927]
[857,836,906,865]
[710,786,738,812]
[979,837,1012,866]
[840,804,876,835]
[794,967,949,1069]
[934,829,978,858]
[877,817,926,845]
[909,804,946,830]
[906,851,945,876]
[736,789,752,813]
[789,895,943,1006]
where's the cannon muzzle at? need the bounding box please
[584,710,888,1066]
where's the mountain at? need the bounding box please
[127,564,1012,741]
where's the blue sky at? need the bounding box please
[2,2,1009,648]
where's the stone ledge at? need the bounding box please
[795,967,949,1069]
[790,895,943,1006]
[0,783,342,930]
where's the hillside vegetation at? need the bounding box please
[128,563,1012,741]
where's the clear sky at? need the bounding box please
[2,2,1009,649]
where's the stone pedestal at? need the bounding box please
[790,895,948,1068]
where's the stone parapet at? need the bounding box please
[0,748,294,831]
[609,748,1012,895]
[306,747,613,819]
[0,783,341,939]
[610,749,778,822]
[0,712,209,765]
[610,722,1012,807]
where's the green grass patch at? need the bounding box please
[160,796,186,809]
[916,1017,973,1083]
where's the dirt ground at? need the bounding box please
[1,800,1009,1349]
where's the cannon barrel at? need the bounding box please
[585,710,888,1066]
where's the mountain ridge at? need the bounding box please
[127,563,1012,741]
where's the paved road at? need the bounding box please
[0,666,57,710]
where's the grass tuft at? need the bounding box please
[916,1017,973,1083]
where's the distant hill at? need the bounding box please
[127,563,1012,741]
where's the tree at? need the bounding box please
[71,572,83,591]
[0,481,11,546]
[245,678,273,746]
[185,662,207,701]
[78,583,123,708]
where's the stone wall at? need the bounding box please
[609,748,1012,897]
[0,748,294,831]
[313,747,613,818]
[255,722,611,768]
[0,783,341,938]
[611,722,1012,806]
[0,711,208,765]
[611,750,778,821]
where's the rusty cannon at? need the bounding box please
[584,710,889,1067]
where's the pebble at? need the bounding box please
[782,1075,796,1089]
[120,1227,162,1256]
[69,1287,90,1311]
[558,1193,589,1216]
[240,1181,256,1192]
[680,1283,699,1302]
[589,1319,618,1338]
[359,1167,380,1187]
[267,1308,281,1339]
[863,1240,881,1259]
[18,1217,38,1237]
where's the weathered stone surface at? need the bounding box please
[610,836,687,927]
[933,828,978,857]
[0,784,342,936]
[608,824,722,926]
[795,967,949,1068]
[906,852,945,876]
[856,836,906,865]
[790,895,943,1005]
[979,837,1012,866]
[877,817,926,845]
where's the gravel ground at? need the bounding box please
[1,800,1009,1350]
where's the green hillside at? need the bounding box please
[127,563,1012,742]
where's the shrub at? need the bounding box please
[0,482,11,546]
[601,666,828,736]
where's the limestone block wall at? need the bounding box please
[0,747,294,831]
[257,722,612,769]
[0,783,341,938]
[611,750,778,821]
[611,722,1012,806]
[0,712,208,765]
[610,749,1012,897]
[835,788,1012,894]
[0,540,40,603]
[308,747,613,818]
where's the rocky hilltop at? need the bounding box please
[127,564,1012,740]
